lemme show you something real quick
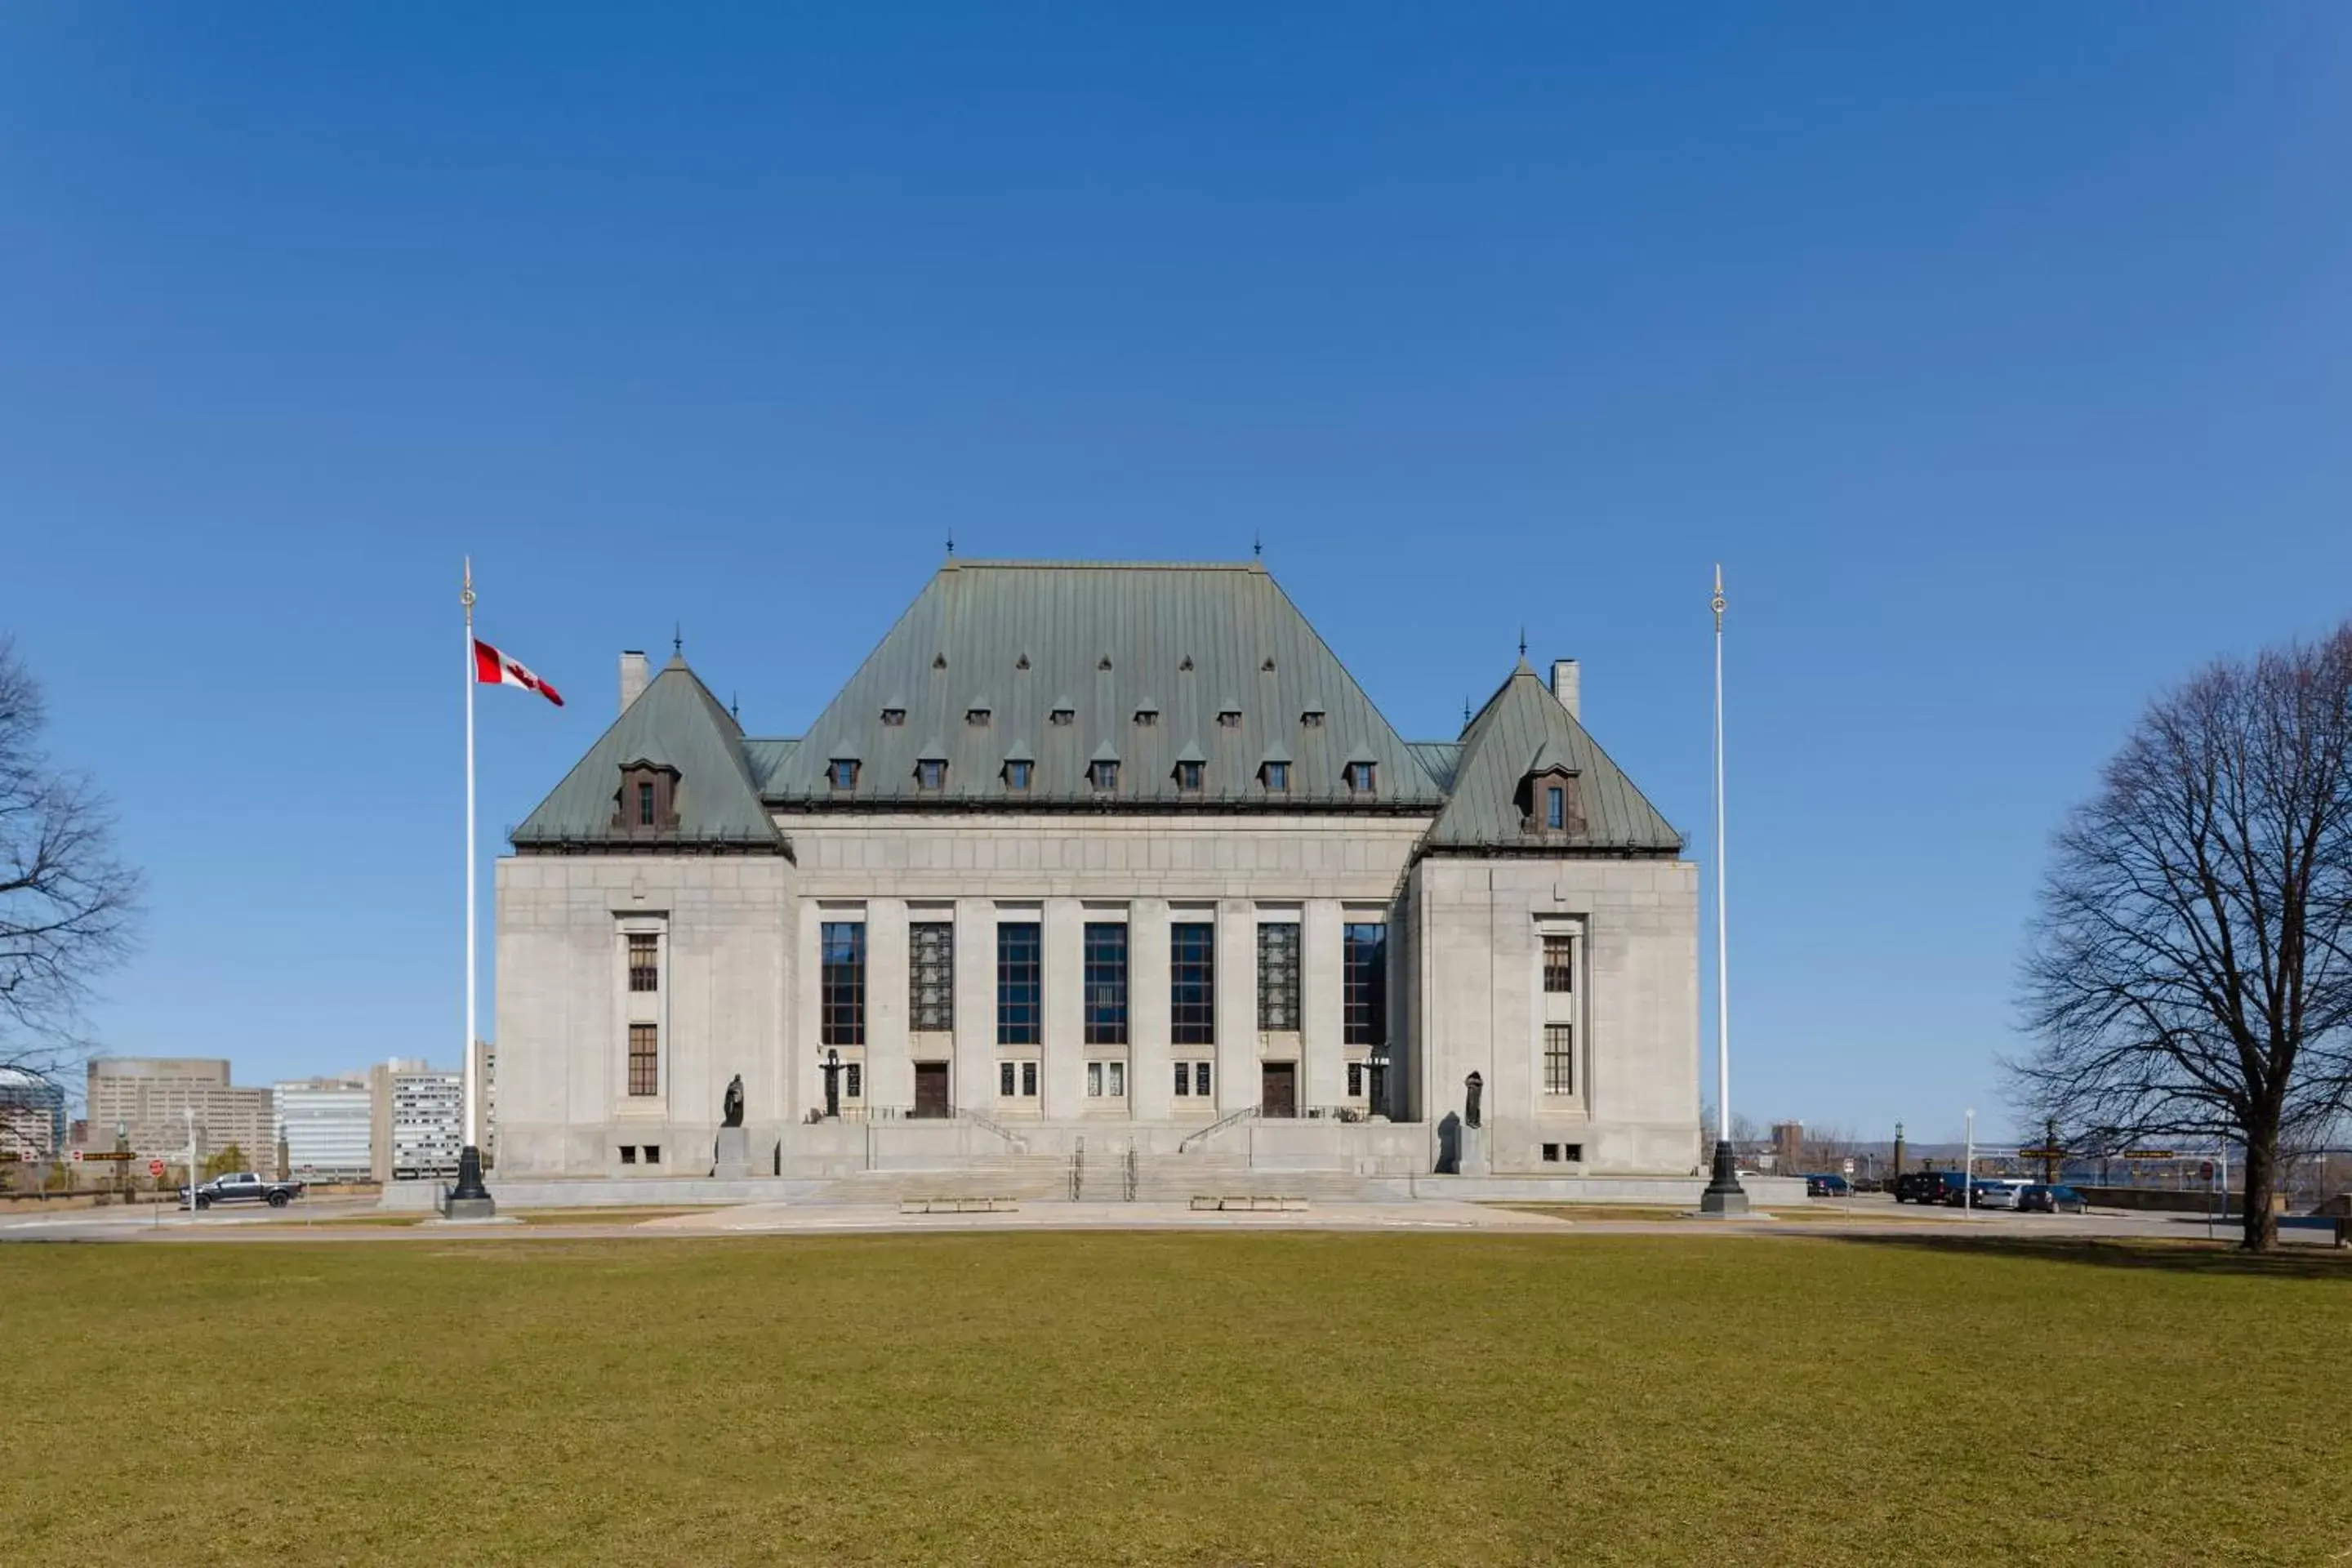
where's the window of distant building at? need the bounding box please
[910,922,954,1032]
[1257,923,1299,1031]
[1544,933,1575,995]
[1084,923,1128,1045]
[1170,923,1215,1047]
[628,933,659,993]
[997,923,1042,1045]
[821,922,866,1046]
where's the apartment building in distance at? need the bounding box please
[84,1058,275,1166]
[273,1076,373,1181]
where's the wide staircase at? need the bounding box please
[808,1154,1068,1207]
[804,1148,1377,1206]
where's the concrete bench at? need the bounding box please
[898,1196,1019,1214]
[1190,1195,1308,1213]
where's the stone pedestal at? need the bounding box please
[713,1126,751,1180]
[443,1143,496,1220]
[1696,1138,1750,1217]
[1460,1126,1490,1178]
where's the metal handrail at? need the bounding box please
[953,1109,1030,1152]
[1178,1105,1260,1154]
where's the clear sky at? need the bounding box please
[3,5,2347,1143]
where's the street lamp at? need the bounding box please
[1699,565,1748,1216]
[1963,1107,1975,1215]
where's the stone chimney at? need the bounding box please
[1549,658,1580,721]
[619,650,649,714]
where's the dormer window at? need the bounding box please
[829,759,859,791]
[966,707,991,727]
[1049,706,1075,726]
[1261,760,1291,793]
[1346,761,1375,794]
[880,708,906,728]
[1004,759,1033,791]
[916,759,946,791]
[1301,708,1325,728]
[1134,707,1158,727]
[612,762,681,832]
[1521,768,1584,835]
[1218,709,1241,728]
[1174,760,1203,793]
[1089,760,1120,791]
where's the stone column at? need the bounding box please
[1302,899,1347,1110]
[1129,898,1173,1122]
[866,900,911,1112]
[953,899,997,1113]
[1215,899,1258,1116]
[1044,898,1086,1119]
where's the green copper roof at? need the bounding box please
[765,560,1446,808]
[512,658,784,849]
[1421,662,1682,853]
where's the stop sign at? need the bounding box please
[148,1159,166,1179]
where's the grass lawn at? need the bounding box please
[4,1233,2348,1566]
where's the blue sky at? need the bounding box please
[3,5,2346,1141]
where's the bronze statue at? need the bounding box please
[820,1048,843,1120]
[1464,1071,1483,1129]
[722,1074,745,1129]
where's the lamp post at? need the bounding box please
[1963,1107,1975,1215]
[1699,564,1749,1216]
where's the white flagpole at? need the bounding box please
[1699,563,1748,1214]
[462,559,478,1156]
[1713,563,1729,1144]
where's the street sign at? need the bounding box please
[2122,1149,2176,1160]
[1842,1158,1855,1176]
[80,1150,133,1162]
[148,1159,166,1179]
[69,1149,82,1163]
[2016,1147,2066,1160]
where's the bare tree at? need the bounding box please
[2012,626,2352,1250]
[0,638,141,1093]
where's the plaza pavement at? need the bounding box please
[0,1192,2328,1246]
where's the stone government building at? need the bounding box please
[496,559,1699,1183]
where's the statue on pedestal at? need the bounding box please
[722,1075,745,1129]
[1464,1071,1483,1129]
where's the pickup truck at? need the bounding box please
[180,1171,306,1209]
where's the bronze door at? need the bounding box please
[914,1062,950,1119]
[1260,1062,1297,1119]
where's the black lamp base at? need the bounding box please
[444,1143,497,1220]
[1697,1138,1750,1217]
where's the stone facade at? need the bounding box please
[494,561,1702,1183]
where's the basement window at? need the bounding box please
[643,1145,661,1165]
[618,1145,638,1165]
[1540,1143,1584,1165]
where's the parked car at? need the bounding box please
[180,1171,306,1210]
[1972,1178,2026,1210]
[1803,1173,1853,1198]
[2016,1183,2090,1214]
[1896,1170,1975,1205]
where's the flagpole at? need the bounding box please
[1699,562,1748,1216]
[448,559,495,1217]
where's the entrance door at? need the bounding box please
[913,1062,950,1119]
[1260,1062,1298,1119]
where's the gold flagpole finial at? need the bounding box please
[461,557,475,612]
[1710,563,1725,630]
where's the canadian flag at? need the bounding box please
[473,639,564,706]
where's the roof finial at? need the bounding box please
[730,691,739,720]
[1517,626,1528,661]
[673,622,683,657]
[1463,694,1472,725]
[947,528,956,557]
[1253,529,1263,559]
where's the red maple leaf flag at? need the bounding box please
[473,638,564,706]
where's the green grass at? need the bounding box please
[4,1233,2349,1566]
